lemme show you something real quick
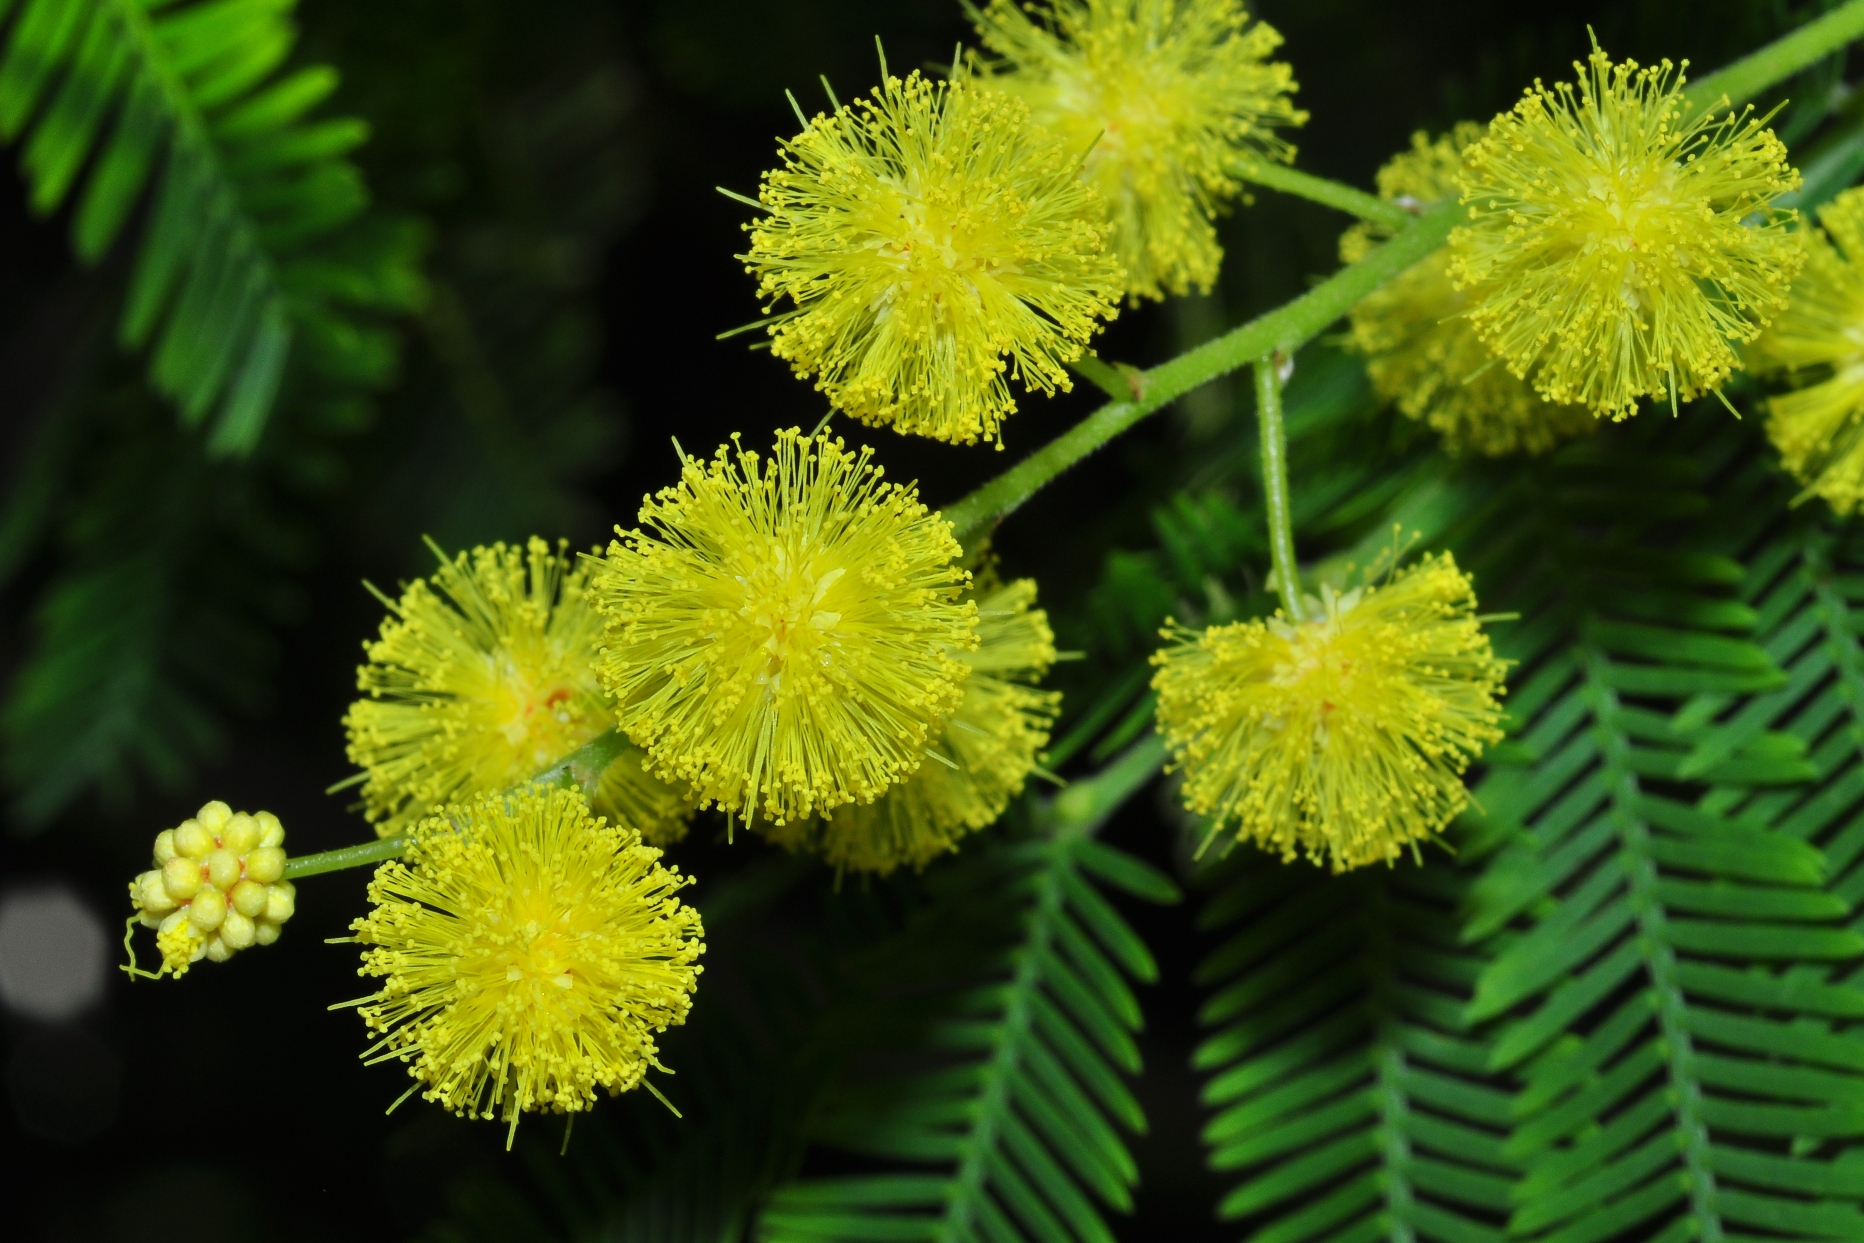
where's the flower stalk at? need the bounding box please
[1255,354,1303,621]
[1233,160,1414,228]
[285,835,408,880]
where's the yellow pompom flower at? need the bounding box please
[765,577,1060,875]
[1151,554,1506,871]
[345,787,704,1146]
[125,801,296,979]
[743,67,1123,446]
[344,537,694,846]
[1343,126,1594,456]
[591,430,978,826]
[1751,188,1864,513]
[971,0,1305,302]
[1449,45,1802,419]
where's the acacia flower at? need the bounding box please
[1152,554,1506,871]
[970,0,1306,301]
[1343,126,1594,456]
[743,67,1123,446]
[344,537,694,845]
[1751,187,1864,513]
[591,430,977,826]
[766,577,1060,874]
[1450,45,1802,419]
[125,802,295,978]
[345,788,704,1146]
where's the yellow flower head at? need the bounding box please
[344,537,694,845]
[125,801,295,979]
[765,577,1060,875]
[743,67,1123,446]
[591,430,978,826]
[1151,554,1506,871]
[346,787,704,1146]
[1751,187,1864,514]
[971,0,1306,301]
[1449,45,1802,419]
[1342,126,1595,456]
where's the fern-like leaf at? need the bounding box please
[0,0,381,451]
[1191,846,1515,1243]
[0,392,282,824]
[758,741,1179,1243]
[1687,513,1864,908]
[1461,424,1864,1243]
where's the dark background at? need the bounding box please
[0,1,1815,1239]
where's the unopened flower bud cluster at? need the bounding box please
[129,801,296,976]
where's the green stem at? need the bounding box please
[285,835,406,879]
[1234,161,1413,229]
[1684,0,1864,110]
[281,729,630,880]
[1256,356,1303,621]
[942,196,1461,551]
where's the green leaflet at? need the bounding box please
[1191,849,1514,1243]
[0,0,404,452]
[757,746,1180,1243]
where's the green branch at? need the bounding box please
[942,197,1461,550]
[1684,0,1864,110]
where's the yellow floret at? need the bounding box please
[743,67,1123,445]
[344,537,694,845]
[1342,126,1595,456]
[972,0,1305,301]
[1152,554,1506,871]
[1751,188,1864,513]
[123,801,296,979]
[345,787,704,1147]
[1449,44,1802,419]
[765,577,1060,875]
[591,430,978,826]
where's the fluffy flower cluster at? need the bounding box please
[1450,45,1802,419]
[743,68,1123,445]
[765,577,1060,875]
[592,429,978,826]
[1152,555,1506,871]
[344,537,693,845]
[1343,126,1594,457]
[127,802,295,978]
[971,0,1306,301]
[1752,187,1864,513]
[346,788,704,1146]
